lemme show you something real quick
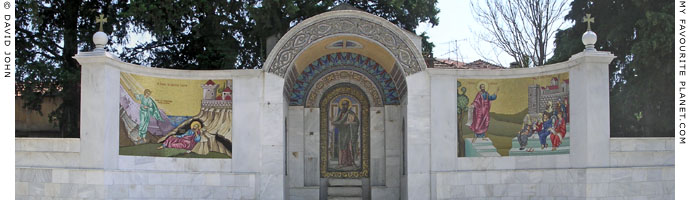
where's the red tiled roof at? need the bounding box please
[437,58,465,67]
[205,80,215,85]
[429,58,504,69]
[223,87,232,92]
[463,60,504,69]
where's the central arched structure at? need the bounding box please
[263,8,425,200]
[264,10,427,78]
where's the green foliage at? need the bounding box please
[338,0,440,32]
[16,1,439,137]
[15,0,124,137]
[420,32,435,58]
[549,0,673,137]
[118,0,260,70]
[250,0,439,59]
[120,0,439,70]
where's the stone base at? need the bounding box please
[463,138,500,157]
[327,179,363,199]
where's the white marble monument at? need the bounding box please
[14,10,674,200]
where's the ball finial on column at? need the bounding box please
[92,14,108,50]
[581,14,597,51]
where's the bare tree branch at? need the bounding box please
[471,0,567,67]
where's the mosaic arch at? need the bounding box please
[289,52,400,106]
[264,10,425,77]
[305,70,382,108]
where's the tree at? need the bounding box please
[250,0,440,61]
[16,1,440,137]
[420,32,435,58]
[117,0,439,70]
[549,0,673,137]
[115,0,261,70]
[16,0,128,137]
[471,0,568,68]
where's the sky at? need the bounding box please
[415,0,573,67]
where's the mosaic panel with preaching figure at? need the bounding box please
[320,84,370,178]
[457,72,570,157]
[119,72,232,158]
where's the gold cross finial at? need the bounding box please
[583,13,595,31]
[96,14,107,32]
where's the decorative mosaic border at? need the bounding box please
[289,52,400,105]
[320,84,370,178]
[305,70,383,107]
[265,13,423,76]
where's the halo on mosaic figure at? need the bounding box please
[477,81,489,91]
[338,98,352,108]
[190,121,202,129]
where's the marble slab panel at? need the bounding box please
[288,107,305,152]
[16,138,80,153]
[259,174,284,199]
[303,108,320,186]
[429,75,456,171]
[371,158,385,186]
[16,152,81,168]
[371,186,400,200]
[406,173,430,200]
[288,149,305,187]
[233,76,262,173]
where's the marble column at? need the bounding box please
[404,71,431,200]
[258,72,287,199]
[568,50,616,168]
[74,51,121,170]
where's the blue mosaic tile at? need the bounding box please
[289,52,401,105]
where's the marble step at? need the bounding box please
[328,179,362,186]
[479,151,501,157]
[508,131,571,156]
[327,197,362,200]
[464,138,500,157]
[327,186,362,197]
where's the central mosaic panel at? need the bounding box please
[320,83,370,178]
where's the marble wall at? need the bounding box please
[16,167,257,199]
[14,50,274,199]
[419,50,674,199]
[15,49,675,199]
[431,138,674,199]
